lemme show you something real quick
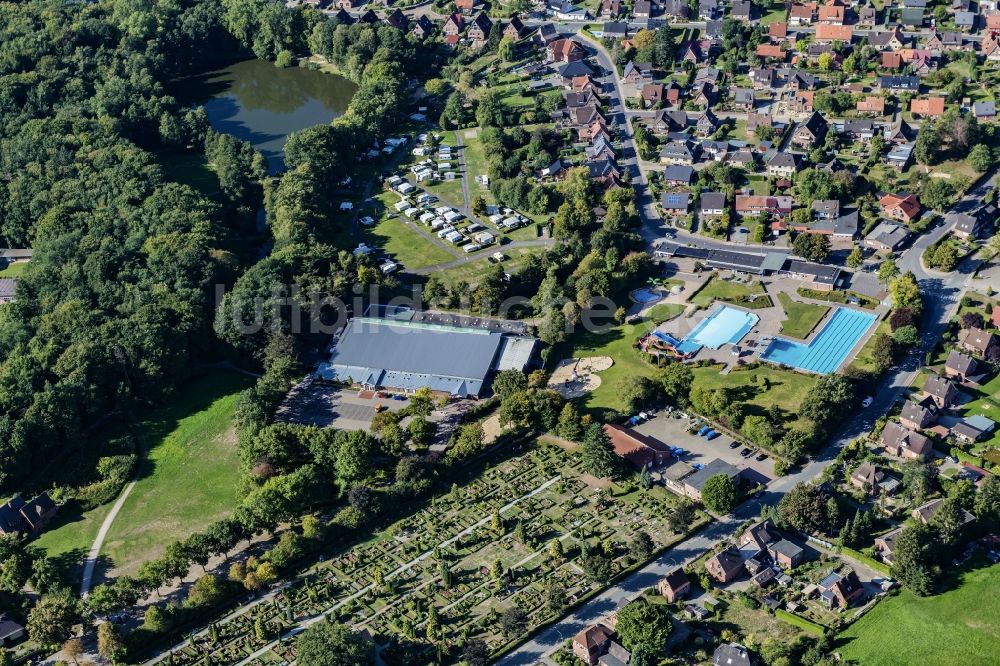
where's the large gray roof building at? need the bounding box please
[316,317,536,397]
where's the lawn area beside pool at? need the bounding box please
[691,364,819,431]
[99,371,254,576]
[689,276,771,309]
[836,562,1000,666]
[849,315,891,374]
[646,303,686,323]
[777,292,829,339]
[559,321,657,413]
[364,214,456,269]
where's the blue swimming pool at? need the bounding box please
[631,288,663,304]
[676,305,759,354]
[761,307,877,374]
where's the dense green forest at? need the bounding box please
[0,0,434,495]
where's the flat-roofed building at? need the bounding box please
[316,316,536,397]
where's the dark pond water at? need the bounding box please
[181,59,357,172]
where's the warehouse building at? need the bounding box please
[315,315,537,398]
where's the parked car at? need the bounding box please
[755,453,767,461]
[740,448,752,457]
[706,431,719,440]
[729,441,740,449]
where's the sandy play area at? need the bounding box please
[547,356,614,399]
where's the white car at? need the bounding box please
[862,396,874,408]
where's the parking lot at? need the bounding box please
[276,379,410,430]
[633,411,775,486]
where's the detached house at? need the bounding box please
[733,88,755,111]
[856,96,886,116]
[503,16,524,41]
[875,527,904,565]
[599,0,622,18]
[814,23,853,43]
[881,421,932,460]
[603,424,671,469]
[766,151,800,178]
[573,624,614,665]
[850,461,900,496]
[816,570,864,609]
[945,350,980,383]
[466,12,493,46]
[706,547,745,582]
[657,568,692,602]
[412,15,433,39]
[961,327,1000,359]
[641,83,667,107]
[879,192,921,223]
[443,12,464,36]
[870,27,908,51]
[900,399,937,430]
[548,38,587,63]
[0,493,58,536]
[818,1,844,23]
[789,2,817,25]
[910,97,945,118]
[792,112,827,148]
[700,192,727,217]
[735,195,794,218]
[922,373,959,409]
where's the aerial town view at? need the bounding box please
[3,0,1000,664]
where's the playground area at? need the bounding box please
[547,356,614,399]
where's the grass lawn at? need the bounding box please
[692,364,818,429]
[776,609,826,636]
[559,321,657,414]
[797,287,879,310]
[836,562,1000,666]
[431,246,540,288]
[760,2,788,25]
[100,371,254,576]
[156,150,220,197]
[646,303,686,324]
[850,316,891,374]
[689,276,772,309]
[33,502,113,586]
[461,128,495,205]
[0,261,28,277]
[777,292,830,339]
[718,602,809,644]
[423,175,466,209]
[365,215,456,269]
[956,372,1000,450]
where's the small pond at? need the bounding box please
[179,59,357,173]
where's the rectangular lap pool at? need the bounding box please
[760,307,877,374]
[676,305,759,354]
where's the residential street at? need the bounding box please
[497,160,998,666]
